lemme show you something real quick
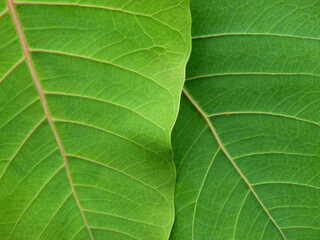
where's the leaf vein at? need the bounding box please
[74,184,137,205]
[252,181,320,190]
[44,91,164,130]
[0,58,24,84]
[83,209,164,229]
[30,49,170,93]
[54,119,157,154]
[182,88,287,239]
[7,0,93,237]
[192,148,220,240]
[186,72,320,81]
[0,97,40,130]
[208,111,320,128]
[37,192,73,240]
[233,191,250,239]
[7,166,64,239]
[192,32,320,42]
[0,118,45,180]
[67,155,161,194]
[90,227,139,240]
[0,8,8,18]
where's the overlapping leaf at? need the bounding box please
[171,0,320,239]
[0,1,190,239]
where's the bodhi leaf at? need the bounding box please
[0,0,190,239]
[171,0,320,240]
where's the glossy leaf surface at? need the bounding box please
[0,1,190,239]
[171,1,320,239]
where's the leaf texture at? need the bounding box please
[171,0,320,239]
[0,0,191,239]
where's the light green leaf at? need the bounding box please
[0,1,190,239]
[171,0,320,239]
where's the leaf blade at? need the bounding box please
[171,0,320,239]
[0,1,191,239]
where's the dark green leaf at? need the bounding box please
[171,1,320,239]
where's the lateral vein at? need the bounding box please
[0,8,8,18]
[192,148,220,240]
[0,58,25,84]
[30,49,170,93]
[208,111,320,127]
[192,32,320,42]
[186,72,320,81]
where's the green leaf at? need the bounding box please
[171,0,320,239]
[0,1,190,239]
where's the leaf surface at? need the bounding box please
[171,0,320,239]
[0,1,190,239]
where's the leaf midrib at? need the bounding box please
[7,0,93,239]
[182,88,287,240]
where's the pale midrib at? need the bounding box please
[182,88,287,240]
[7,1,94,239]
